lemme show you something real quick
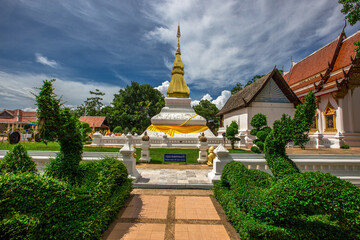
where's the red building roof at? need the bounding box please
[79,116,109,129]
[0,109,37,124]
[285,29,360,99]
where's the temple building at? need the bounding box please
[217,68,300,146]
[0,109,37,133]
[284,28,360,147]
[146,26,215,138]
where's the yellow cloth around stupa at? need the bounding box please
[147,114,208,137]
[166,25,190,98]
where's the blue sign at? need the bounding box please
[164,154,187,163]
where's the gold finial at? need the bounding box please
[177,23,181,39]
[167,24,190,98]
[176,23,181,55]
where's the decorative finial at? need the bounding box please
[176,23,181,55]
[177,22,181,39]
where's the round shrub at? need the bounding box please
[250,113,267,129]
[254,172,360,230]
[256,130,268,142]
[250,128,258,136]
[251,146,261,154]
[113,126,123,133]
[1,144,37,174]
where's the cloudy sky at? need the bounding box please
[0,0,359,111]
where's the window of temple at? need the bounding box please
[323,103,337,132]
[310,111,318,132]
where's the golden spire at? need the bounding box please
[167,24,190,98]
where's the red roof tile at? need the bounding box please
[287,37,339,86]
[79,116,109,128]
[0,109,37,124]
[333,31,360,71]
[287,30,360,97]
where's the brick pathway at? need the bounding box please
[102,190,239,240]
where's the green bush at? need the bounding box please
[341,143,350,149]
[0,158,131,239]
[113,126,123,133]
[250,114,271,153]
[215,165,360,239]
[0,143,37,174]
[226,121,239,149]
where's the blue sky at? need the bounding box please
[0,0,359,111]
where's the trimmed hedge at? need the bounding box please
[0,158,132,239]
[214,161,360,239]
[0,144,37,174]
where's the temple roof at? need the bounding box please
[0,109,37,124]
[217,68,300,116]
[166,25,190,98]
[79,116,109,129]
[284,29,360,98]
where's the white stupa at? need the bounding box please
[146,25,216,138]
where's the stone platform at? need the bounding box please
[134,169,213,189]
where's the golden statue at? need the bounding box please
[207,146,216,166]
[166,24,190,98]
[132,145,137,159]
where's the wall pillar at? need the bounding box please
[208,144,233,182]
[347,91,354,133]
[120,133,140,180]
[337,98,345,133]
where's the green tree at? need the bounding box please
[109,82,164,134]
[0,143,37,174]
[264,91,316,179]
[35,79,83,183]
[80,122,92,142]
[231,83,243,94]
[339,0,360,57]
[339,0,360,25]
[193,99,220,132]
[74,89,106,117]
[250,113,272,153]
[245,74,265,87]
[226,121,239,149]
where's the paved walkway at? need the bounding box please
[102,189,240,240]
[135,169,212,189]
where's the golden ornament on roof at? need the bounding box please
[166,24,190,98]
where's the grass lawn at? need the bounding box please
[1,142,253,164]
[0,142,121,152]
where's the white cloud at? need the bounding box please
[155,81,170,96]
[211,90,231,109]
[190,90,231,109]
[191,100,200,107]
[201,94,212,101]
[35,53,58,68]
[0,71,120,110]
[143,0,351,91]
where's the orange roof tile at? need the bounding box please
[333,31,360,71]
[288,37,339,86]
[79,116,109,128]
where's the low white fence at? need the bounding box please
[231,154,360,185]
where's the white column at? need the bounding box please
[317,109,323,133]
[208,144,233,182]
[337,98,345,133]
[197,141,208,164]
[347,91,354,133]
[120,133,140,180]
[139,140,151,163]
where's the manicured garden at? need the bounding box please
[214,92,360,239]
[0,80,132,239]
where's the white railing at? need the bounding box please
[231,154,360,185]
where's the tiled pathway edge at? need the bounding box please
[102,191,240,240]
